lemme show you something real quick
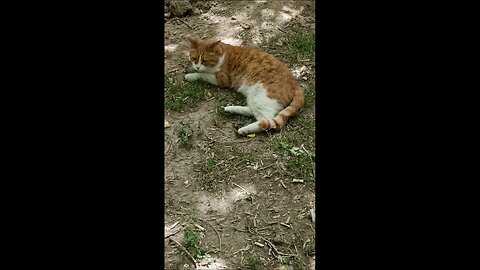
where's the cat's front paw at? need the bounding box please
[224,106,234,113]
[185,73,200,82]
[237,127,249,135]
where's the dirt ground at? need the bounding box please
[164,1,316,269]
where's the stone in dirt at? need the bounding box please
[169,0,193,17]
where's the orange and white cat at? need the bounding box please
[185,38,304,135]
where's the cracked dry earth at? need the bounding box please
[164,1,316,269]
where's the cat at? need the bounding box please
[185,38,304,135]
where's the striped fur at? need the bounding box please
[185,38,304,135]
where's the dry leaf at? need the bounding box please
[164,121,171,128]
[247,133,255,138]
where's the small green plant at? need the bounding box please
[178,123,193,146]
[278,141,290,151]
[183,226,206,260]
[246,254,261,270]
[272,135,294,152]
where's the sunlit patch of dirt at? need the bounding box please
[196,1,305,46]
[196,184,256,215]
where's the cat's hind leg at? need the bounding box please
[237,110,277,135]
[237,122,264,135]
[224,106,253,116]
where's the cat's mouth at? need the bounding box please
[188,66,198,72]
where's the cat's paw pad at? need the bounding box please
[185,73,199,82]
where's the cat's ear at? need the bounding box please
[187,38,198,48]
[210,40,221,48]
[208,40,222,52]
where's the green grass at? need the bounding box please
[287,153,313,181]
[303,79,315,108]
[178,123,193,147]
[164,74,213,111]
[245,254,261,270]
[241,151,256,163]
[183,226,206,261]
[268,114,315,182]
[266,27,315,65]
[271,116,315,151]
[286,31,315,57]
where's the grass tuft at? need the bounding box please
[246,254,261,270]
[178,123,193,147]
[165,75,212,111]
[286,31,315,57]
[183,226,206,260]
[303,79,315,108]
[266,27,315,65]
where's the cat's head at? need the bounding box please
[187,38,225,73]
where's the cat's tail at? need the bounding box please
[259,85,305,131]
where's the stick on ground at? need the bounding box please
[198,218,222,250]
[169,238,198,269]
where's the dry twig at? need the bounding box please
[232,183,250,195]
[219,138,254,144]
[230,225,248,232]
[198,218,222,250]
[232,244,251,255]
[280,222,291,228]
[254,242,265,248]
[258,236,297,258]
[165,228,181,238]
[259,163,276,170]
[170,221,179,230]
[169,238,198,269]
[177,18,193,29]
[194,224,205,231]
